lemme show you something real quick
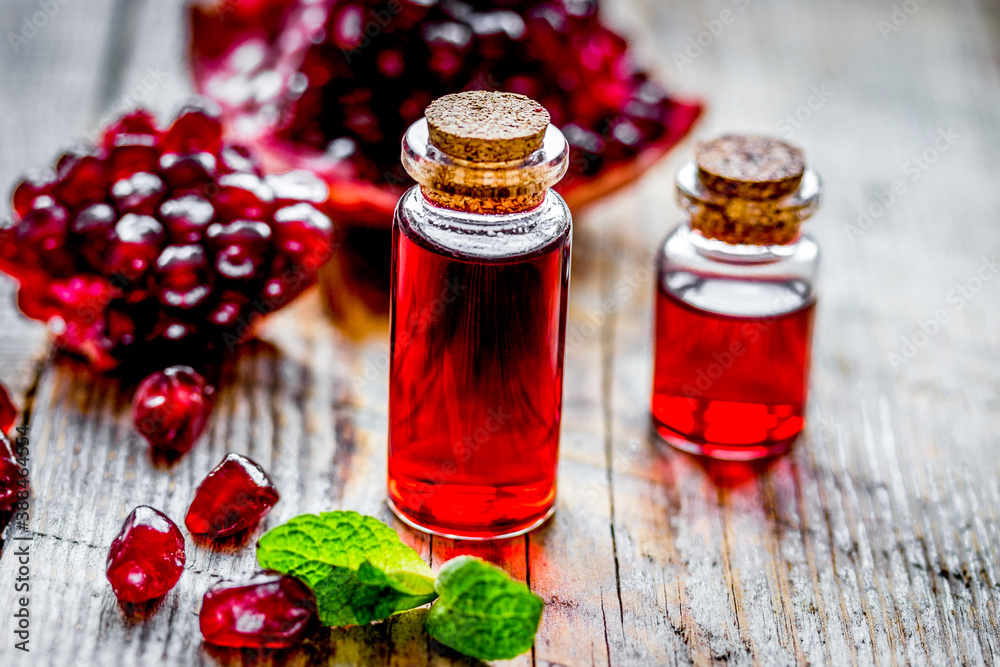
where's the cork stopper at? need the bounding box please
[695,135,805,201]
[677,135,821,246]
[425,91,550,163]
[401,93,568,214]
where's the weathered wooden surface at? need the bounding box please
[1,0,999,665]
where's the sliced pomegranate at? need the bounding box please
[200,572,318,648]
[188,0,702,227]
[188,0,700,319]
[0,106,335,372]
[133,366,214,455]
[106,505,186,603]
[186,453,279,538]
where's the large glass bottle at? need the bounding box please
[652,135,822,460]
[388,92,572,539]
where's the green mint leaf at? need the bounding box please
[425,556,544,661]
[256,512,436,626]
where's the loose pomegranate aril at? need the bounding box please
[0,106,334,372]
[111,172,167,215]
[0,383,17,435]
[106,505,186,604]
[132,366,213,455]
[186,453,279,538]
[200,572,318,648]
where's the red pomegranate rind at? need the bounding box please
[0,105,336,372]
[186,453,279,538]
[200,572,318,648]
[187,0,702,229]
[106,505,186,604]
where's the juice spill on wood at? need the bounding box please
[388,224,570,539]
[652,286,815,460]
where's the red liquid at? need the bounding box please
[652,286,815,460]
[388,221,570,538]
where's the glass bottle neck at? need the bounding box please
[686,223,803,264]
[419,186,546,215]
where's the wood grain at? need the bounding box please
[2,0,1000,665]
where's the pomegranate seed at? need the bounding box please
[200,573,317,648]
[272,203,334,269]
[266,170,328,206]
[71,203,117,270]
[132,366,213,455]
[159,195,216,244]
[108,144,161,181]
[207,220,272,281]
[0,383,16,435]
[162,103,223,156]
[17,196,70,261]
[154,244,212,309]
[111,172,166,215]
[212,173,274,220]
[208,291,249,329]
[11,168,56,220]
[106,506,186,604]
[55,148,107,209]
[186,453,279,538]
[159,151,218,191]
[104,214,165,283]
[101,109,160,150]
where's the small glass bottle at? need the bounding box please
[651,135,822,460]
[388,92,572,539]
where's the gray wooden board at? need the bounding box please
[1,0,999,665]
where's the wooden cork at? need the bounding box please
[425,91,550,163]
[695,135,805,200]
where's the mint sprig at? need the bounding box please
[426,556,544,660]
[256,512,436,626]
[256,512,543,660]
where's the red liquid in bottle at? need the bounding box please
[388,221,570,539]
[651,285,815,460]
